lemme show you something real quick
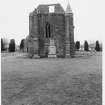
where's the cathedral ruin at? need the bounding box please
[26,3,75,58]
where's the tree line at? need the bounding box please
[1,38,25,52]
[75,40,102,51]
[1,38,102,52]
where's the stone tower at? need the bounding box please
[26,3,75,58]
[65,2,75,57]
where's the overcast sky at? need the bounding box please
[0,0,104,45]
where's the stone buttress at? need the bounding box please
[65,3,75,57]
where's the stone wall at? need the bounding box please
[69,14,75,57]
[37,14,65,57]
[27,3,75,58]
[28,10,39,56]
[65,13,75,58]
[37,3,64,14]
[37,5,49,14]
[54,4,64,13]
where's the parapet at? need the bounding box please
[37,3,65,14]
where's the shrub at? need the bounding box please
[95,40,101,51]
[75,41,80,50]
[20,39,25,51]
[9,39,16,52]
[1,38,4,51]
[1,38,9,51]
[84,40,89,51]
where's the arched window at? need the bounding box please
[45,22,51,38]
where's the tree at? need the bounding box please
[95,40,100,51]
[1,38,4,51]
[9,39,16,52]
[75,41,80,50]
[100,44,102,51]
[20,39,25,51]
[84,40,89,51]
[1,38,9,51]
[3,38,9,50]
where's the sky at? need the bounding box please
[0,0,104,45]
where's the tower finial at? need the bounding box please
[66,1,72,13]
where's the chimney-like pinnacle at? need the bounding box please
[66,2,72,14]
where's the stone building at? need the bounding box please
[26,3,75,58]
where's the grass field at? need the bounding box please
[1,52,102,105]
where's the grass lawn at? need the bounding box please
[1,52,102,105]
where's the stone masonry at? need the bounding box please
[25,3,75,58]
